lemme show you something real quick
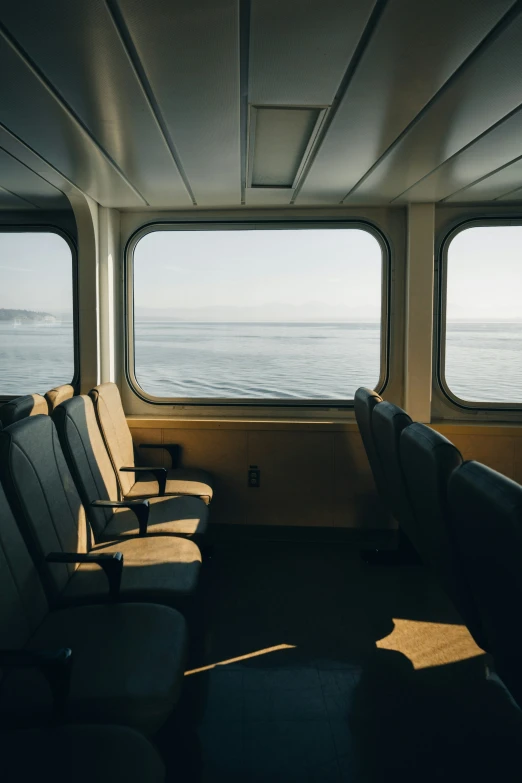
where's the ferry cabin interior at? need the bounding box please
[2,1,522,780]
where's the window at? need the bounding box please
[0,230,75,396]
[130,224,385,403]
[442,224,522,405]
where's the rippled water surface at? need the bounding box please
[1,320,521,403]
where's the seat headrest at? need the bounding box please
[45,384,75,411]
[354,387,383,410]
[0,393,49,426]
[400,423,462,479]
[372,400,413,448]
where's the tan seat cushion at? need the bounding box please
[0,602,187,735]
[1,725,166,783]
[104,494,209,539]
[45,384,75,411]
[126,467,213,504]
[60,536,202,604]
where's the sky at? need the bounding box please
[1,225,521,321]
[0,232,73,314]
[446,226,522,320]
[134,227,383,320]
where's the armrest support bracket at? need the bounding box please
[91,499,150,536]
[46,551,123,600]
[120,466,167,496]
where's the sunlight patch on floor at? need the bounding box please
[185,644,297,675]
[376,618,484,669]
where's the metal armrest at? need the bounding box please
[120,465,167,496]
[46,551,123,600]
[0,647,73,718]
[91,499,150,536]
[139,443,180,468]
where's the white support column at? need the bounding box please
[68,190,101,393]
[99,208,120,384]
[404,204,435,422]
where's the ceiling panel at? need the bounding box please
[496,183,522,201]
[346,9,522,204]
[297,0,516,204]
[116,0,241,206]
[0,0,192,208]
[244,188,293,206]
[444,157,522,202]
[0,31,143,207]
[394,108,522,202]
[0,146,68,209]
[249,0,376,105]
[0,184,35,210]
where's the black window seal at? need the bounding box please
[0,224,79,402]
[124,218,391,409]
[436,216,522,412]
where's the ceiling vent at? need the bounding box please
[247,106,326,189]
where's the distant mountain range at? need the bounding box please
[135,302,381,322]
[0,308,58,323]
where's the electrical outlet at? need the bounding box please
[248,465,260,488]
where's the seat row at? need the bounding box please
[355,387,522,707]
[0,383,215,781]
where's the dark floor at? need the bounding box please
[157,538,522,782]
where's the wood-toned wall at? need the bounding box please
[128,418,522,529]
[128,418,390,529]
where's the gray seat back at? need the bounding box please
[400,424,484,648]
[45,384,75,412]
[0,480,49,651]
[371,401,418,546]
[89,383,136,496]
[53,395,120,538]
[354,388,387,500]
[0,415,92,604]
[448,461,522,694]
[0,394,49,427]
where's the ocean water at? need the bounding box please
[0,321,74,396]
[1,320,521,403]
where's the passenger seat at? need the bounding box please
[53,394,209,539]
[90,382,213,503]
[0,393,48,426]
[448,461,522,704]
[371,400,424,556]
[400,424,485,649]
[0,480,187,734]
[0,415,202,607]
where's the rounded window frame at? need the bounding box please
[0,224,79,401]
[437,217,522,412]
[125,219,391,408]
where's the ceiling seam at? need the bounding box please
[493,182,522,201]
[239,0,251,206]
[0,182,41,210]
[341,0,522,203]
[290,0,389,205]
[0,121,85,197]
[439,152,522,203]
[0,143,68,199]
[104,0,197,206]
[0,20,149,206]
[389,102,522,204]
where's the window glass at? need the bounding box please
[132,226,384,401]
[0,231,75,395]
[444,225,522,403]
